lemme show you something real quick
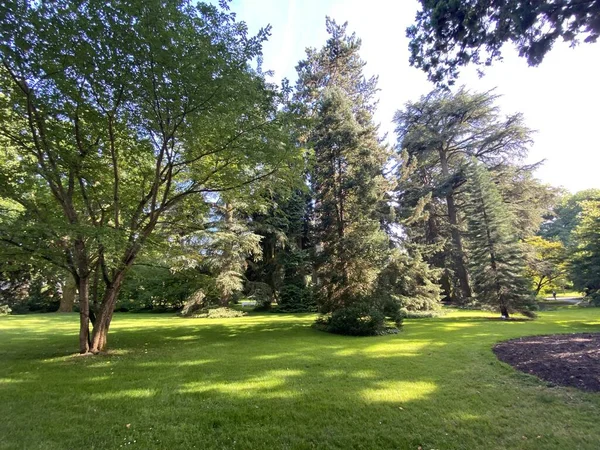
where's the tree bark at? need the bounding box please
[500,305,510,318]
[90,271,126,353]
[439,148,472,300]
[58,275,76,312]
[446,193,473,299]
[78,276,90,354]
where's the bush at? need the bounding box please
[317,302,386,336]
[190,307,246,319]
[277,284,317,313]
[0,304,12,316]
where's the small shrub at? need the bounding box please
[0,304,12,316]
[277,284,317,313]
[318,302,386,336]
[191,307,246,319]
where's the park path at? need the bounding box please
[543,296,583,304]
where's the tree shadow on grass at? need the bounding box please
[1,312,599,449]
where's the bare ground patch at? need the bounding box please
[493,333,600,392]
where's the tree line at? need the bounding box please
[0,1,598,352]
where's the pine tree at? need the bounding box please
[311,87,389,311]
[296,19,391,313]
[464,162,535,318]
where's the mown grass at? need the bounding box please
[1,309,599,449]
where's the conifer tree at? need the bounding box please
[464,162,535,318]
[296,19,390,313]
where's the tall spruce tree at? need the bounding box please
[296,19,390,312]
[465,162,535,318]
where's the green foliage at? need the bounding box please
[297,20,391,313]
[317,301,386,336]
[118,266,213,312]
[465,162,536,317]
[0,0,298,351]
[375,249,442,312]
[277,284,316,313]
[0,305,11,315]
[569,199,600,302]
[408,0,600,85]
[524,236,568,295]
[540,189,600,246]
[394,88,535,301]
[399,308,445,319]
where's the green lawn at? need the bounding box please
[1,309,599,449]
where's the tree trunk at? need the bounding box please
[447,192,473,300]
[78,277,90,354]
[500,305,510,318]
[439,148,472,300]
[90,271,126,353]
[58,275,77,313]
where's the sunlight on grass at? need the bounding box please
[90,388,157,400]
[1,309,599,449]
[179,370,305,399]
[361,381,437,403]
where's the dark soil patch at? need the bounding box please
[493,333,600,392]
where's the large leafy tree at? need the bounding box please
[465,162,535,318]
[408,0,600,85]
[0,0,296,353]
[394,88,532,300]
[524,236,568,295]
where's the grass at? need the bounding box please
[1,309,599,449]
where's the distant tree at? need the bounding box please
[0,0,296,353]
[492,164,558,240]
[524,236,568,295]
[394,88,532,301]
[569,199,600,304]
[408,0,600,85]
[540,189,600,246]
[465,162,535,318]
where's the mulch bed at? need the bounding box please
[493,333,600,392]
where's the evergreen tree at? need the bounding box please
[296,20,391,313]
[311,87,390,311]
[569,199,600,305]
[465,162,535,318]
[394,88,533,301]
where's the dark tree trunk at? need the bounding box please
[58,275,76,313]
[78,277,90,354]
[500,305,510,318]
[439,148,472,300]
[90,271,126,353]
[446,192,473,299]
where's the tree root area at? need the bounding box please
[493,333,600,392]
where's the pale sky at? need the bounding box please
[227,0,600,194]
